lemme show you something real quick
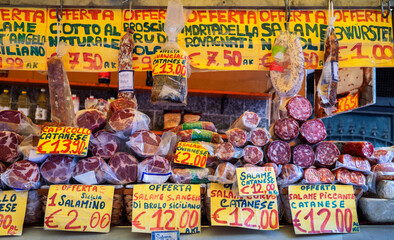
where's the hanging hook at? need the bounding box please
[285,0,291,23]
[381,0,391,19]
[56,0,63,22]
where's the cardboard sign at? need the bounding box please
[288,185,360,235]
[37,127,91,156]
[0,191,28,236]
[132,184,201,234]
[174,142,208,168]
[152,49,188,77]
[152,230,180,240]
[210,183,279,230]
[236,167,278,196]
[44,185,114,233]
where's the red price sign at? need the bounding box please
[174,142,208,168]
[37,127,91,156]
[288,185,360,235]
[44,185,114,233]
[336,92,359,113]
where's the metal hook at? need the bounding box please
[381,0,391,19]
[285,0,291,23]
[56,0,63,22]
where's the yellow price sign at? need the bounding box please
[44,185,114,233]
[236,167,278,196]
[210,183,279,230]
[152,49,188,77]
[0,191,28,236]
[132,184,201,234]
[37,127,91,156]
[288,185,360,235]
[174,142,208,168]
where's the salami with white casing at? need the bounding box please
[243,145,264,165]
[226,128,247,147]
[249,128,270,147]
[230,111,260,131]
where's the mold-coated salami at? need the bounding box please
[315,141,340,166]
[338,154,371,172]
[342,141,374,158]
[332,168,351,184]
[249,128,270,147]
[303,168,320,184]
[285,96,312,121]
[243,145,264,165]
[267,140,291,165]
[300,119,327,144]
[226,128,247,147]
[278,164,303,185]
[273,118,299,141]
[317,168,335,183]
[350,171,366,186]
[230,111,260,131]
[292,144,315,168]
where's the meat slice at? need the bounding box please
[292,144,315,168]
[226,128,247,147]
[138,156,171,183]
[243,145,264,165]
[126,130,161,157]
[317,168,335,183]
[278,164,303,185]
[300,119,327,144]
[350,171,366,186]
[342,141,374,158]
[230,111,261,131]
[272,118,299,141]
[0,130,22,164]
[73,157,109,185]
[303,168,320,184]
[89,130,120,159]
[110,98,137,113]
[284,95,312,121]
[266,140,291,165]
[107,152,138,185]
[315,141,340,167]
[108,108,150,139]
[249,128,270,147]
[73,109,106,133]
[332,168,351,184]
[338,154,371,172]
[1,160,40,190]
[0,110,41,136]
[41,155,75,184]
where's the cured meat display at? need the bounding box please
[292,144,315,168]
[278,164,303,185]
[337,154,371,172]
[126,130,161,157]
[73,157,109,185]
[368,148,394,165]
[262,162,281,177]
[18,135,48,163]
[89,130,120,159]
[138,156,171,184]
[272,118,299,141]
[303,168,320,184]
[177,129,223,144]
[249,128,270,147]
[211,162,237,184]
[171,168,214,184]
[40,155,75,184]
[88,98,110,116]
[0,130,22,163]
[47,56,75,126]
[0,110,41,136]
[350,171,366,186]
[226,128,247,147]
[108,108,150,138]
[109,98,137,114]
[317,168,335,183]
[243,145,264,165]
[371,162,394,181]
[118,28,135,101]
[170,121,217,133]
[282,96,312,121]
[1,160,40,190]
[300,119,327,144]
[230,111,261,131]
[315,141,340,166]
[215,142,242,161]
[107,152,138,185]
[266,140,291,165]
[342,141,374,158]
[73,109,106,133]
[332,168,351,184]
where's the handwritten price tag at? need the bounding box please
[152,49,188,77]
[0,191,28,236]
[44,185,114,233]
[210,183,279,230]
[132,184,201,234]
[37,127,91,156]
[288,185,360,235]
[174,142,208,168]
[236,167,278,196]
[336,92,359,113]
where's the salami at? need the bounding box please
[170,121,217,133]
[266,140,291,165]
[215,142,242,161]
[107,152,138,185]
[249,128,270,147]
[342,141,374,158]
[278,164,303,185]
[284,96,312,121]
[212,162,237,184]
[303,168,320,184]
[292,144,315,168]
[315,141,340,166]
[170,168,214,184]
[230,111,260,131]
[332,168,351,184]
[337,154,371,172]
[88,98,110,116]
[300,119,327,144]
[226,128,247,147]
[109,98,137,114]
[371,163,394,181]
[177,129,223,144]
[272,118,299,141]
[73,157,109,185]
[350,171,366,186]
[243,145,264,165]
[126,130,161,157]
[118,28,135,101]
[317,168,335,183]
[262,162,281,177]
[368,148,394,165]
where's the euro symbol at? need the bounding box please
[132,211,146,230]
[44,209,62,229]
[293,210,306,233]
[37,140,50,154]
[212,208,227,224]
[240,186,249,195]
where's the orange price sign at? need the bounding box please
[336,93,359,113]
[44,185,114,233]
[174,142,208,168]
[36,127,91,156]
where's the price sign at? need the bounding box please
[174,142,208,168]
[288,185,360,235]
[210,183,279,230]
[336,93,359,113]
[152,49,188,77]
[132,184,201,234]
[236,167,278,196]
[0,191,28,236]
[37,127,91,156]
[44,185,114,233]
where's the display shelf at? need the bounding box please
[0,77,271,100]
[17,225,394,240]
